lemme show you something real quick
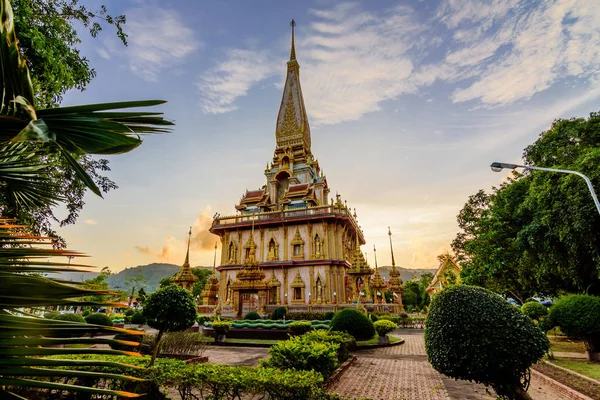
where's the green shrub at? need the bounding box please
[425,285,549,400]
[82,310,90,317]
[110,330,143,352]
[111,313,126,320]
[374,319,397,337]
[43,311,60,320]
[125,309,135,317]
[131,311,147,325]
[244,311,261,320]
[261,335,339,379]
[289,321,312,335]
[301,330,355,363]
[548,294,600,352]
[43,354,332,400]
[286,312,328,321]
[324,311,335,320]
[369,313,378,322]
[197,315,212,325]
[212,321,231,335]
[524,298,536,304]
[521,301,548,321]
[330,309,375,341]
[53,313,86,323]
[271,306,287,320]
[84,313,114,326]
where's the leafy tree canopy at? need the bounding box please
[453,112,600,300]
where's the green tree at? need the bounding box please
[4,0,128,244]
[142,285,197,366]
[453,112,600,299]
[124,275,146,306]
[136,287,147,304]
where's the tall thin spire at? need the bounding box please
[374,244,378,270]
[388,227,396,268]
[290,19,296,61]
[184,226,192,266]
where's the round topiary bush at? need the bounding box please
[212,321,231,335]
[270,306,287,320]
[425,286,549,400]
[82,310,90,317]
[521,301,548,321]
[53,313,86,323]
[84,313,114,326]
[330,309,375,341]
[289,321,312,335]
[324,311,335,320]
[244,311,261,320]
[125,309,135,317]
[373,319,397,337]
[131,311,147,325]
[548,294,600,354]
[43,311,60,320]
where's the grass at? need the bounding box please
[215,338,279,345]
[552,358,600,380]
[548,335,585,353]
[356,335,402,346]
[64,344,94,348]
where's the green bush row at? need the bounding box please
[377,314,426,328]
[44,354,337,400]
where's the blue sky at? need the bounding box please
[59,0,600,272]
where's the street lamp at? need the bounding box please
[490,162,600,216]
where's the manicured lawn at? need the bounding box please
[552,358,600,380]
[548,335,585,353]
[356,335,402,346]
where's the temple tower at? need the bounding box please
[172,228,198,291]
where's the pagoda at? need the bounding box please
[200,242,220,305]
[210,21,365,310]
[172,228,198,291]
[387,228,405,312]
[370,245,387,304]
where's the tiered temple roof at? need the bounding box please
[172,228,198,291]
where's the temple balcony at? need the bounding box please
[210,204,364,243]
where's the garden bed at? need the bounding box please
[533,361,600,399]
[202,326,292,340]
[355,335,404,349]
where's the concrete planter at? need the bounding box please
[378,336,390,345]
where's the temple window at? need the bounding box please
[293,244,302,256]
[294,287,302,300]
[267,238,279,261]
[245,248,250,259]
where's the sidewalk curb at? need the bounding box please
[324,355,357,390]
[531,368,595,400]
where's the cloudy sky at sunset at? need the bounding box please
[59,0,600,272]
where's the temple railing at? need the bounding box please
[212,205,362,237]
[200,303,403,316]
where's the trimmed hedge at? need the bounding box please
[270,306,287,320]
[130,311,147,325]
[244,311,261,320]
[212,321,231,335]
[46,354,334,400]
[261,334,339,379]
[521,301,548,321]
[301,330,355,363]
[548,294,600,351]
[286,312,328,321]
[330,309,375,340]
[43,311,60,320]
[125,309,136,317]
[53,313,86,323]
[324,311,335,320]
[289,321,312,335]
[425,285,549,400]
[84,313,114,326]
[374,319,397,337]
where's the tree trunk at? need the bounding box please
[149,329,164,367]
[496,384,533,400]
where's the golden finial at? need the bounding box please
[290,19,296,61]
[388,227,396,268]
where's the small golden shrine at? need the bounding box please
[370,245,387,304]
[426,254,461,297]
[201,242,220,305]
[347,236,373,303]
[229,222,272,315]
[172,227,198,291]
[387,228,405,312]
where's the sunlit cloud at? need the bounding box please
[84,219,99,225]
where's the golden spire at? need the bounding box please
[249,218,256,261]
[374,244,378,271]
[184,226,192,267]
[388,227,396,268]
[290,19,296,61]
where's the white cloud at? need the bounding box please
[103,6,200,82]
[84,219,99,225]
[197,49,278,114]
[197,0,600,122]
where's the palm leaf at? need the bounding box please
[0,218,147,398]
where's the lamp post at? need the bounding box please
[490,162,600,216]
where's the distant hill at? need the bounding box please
[45,271,99,282]
[377,267,437,282]
[105,263,212,292]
